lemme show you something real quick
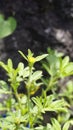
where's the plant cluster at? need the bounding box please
[0,48,73,130]
[0,13,73,130]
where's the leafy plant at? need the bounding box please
[0,49,73,130]
[0,14,17,39]
[42,48,73,92]
[60,81,73,106]
[41,48,73,129]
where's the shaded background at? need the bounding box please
[0,0,73,78]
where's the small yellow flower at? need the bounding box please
[28,57,35,64]
[19,49,48,65]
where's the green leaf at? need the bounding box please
[0,80,10,94]
[0,14,17,39]
[28,49,34,57]
[64,63,73,74]
[63,120,73,130]
[0,14,4,22]
[23,67,30,78]
[18,50,28,61]
[8,59,13,68]
[33,95,68,114]
[0,119,16,130]
[62,56,69,68]
[47,48,64,57]
[48,99,68,112]
[44,54,60,76]
[30,71,42,82]
[66,81,73,93]
[0,61,8,71]
[18,62,25,76]
[35,123,53,130]
[20,95,27,104]
[51,118,61,130]
[35,54,48,62]
[63,122,70,130]
[19,125,34,130]
[42,63,50,75]
[0,80,8,89]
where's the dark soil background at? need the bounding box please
[0,0,73,65]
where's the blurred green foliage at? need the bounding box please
[0,14,17,39]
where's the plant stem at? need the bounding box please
[45,77,53,93]
[45,76,58,93]
[11,84,22,109]
[27,66,32,128]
